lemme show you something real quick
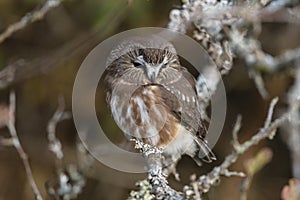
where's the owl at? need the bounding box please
[103,37,216,164]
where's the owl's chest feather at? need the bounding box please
[109,85,180,147]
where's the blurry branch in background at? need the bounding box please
[0,1,127,89]
[47,96,71,169]
[129,98,300,199]
[281,179,300,200]
[240,147,273,200]
[0,0,65,44]
[45,97,86,200]
[0,92,43,200]
[281,64,300,199]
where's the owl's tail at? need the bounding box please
[193,137,216,164]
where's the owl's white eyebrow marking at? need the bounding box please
[164,86,170,91]
[182,94,185,101]
[186,96,190,103]
[137,55,144,62]
[162,55,169,64]
[169,58,177,63]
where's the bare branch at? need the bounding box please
[6,91,43,200]
[0,0,64,44]
[0,2,127,89]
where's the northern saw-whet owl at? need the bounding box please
[104,37,216,164]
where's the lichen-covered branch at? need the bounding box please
[168,0,300,99]
[129,139,183,200]
[0,0,64,44]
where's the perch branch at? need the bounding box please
[131,139,183,200]
[0,0,64,44]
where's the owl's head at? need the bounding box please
[106,37,183,85]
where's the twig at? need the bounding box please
[47,96,71,165]
[6,91,43,200]
[183,97,300,199]
[0,0,64,44]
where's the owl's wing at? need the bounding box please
[160,68,216,162]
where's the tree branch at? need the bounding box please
[129,97,300,199]
[5,91,43,200]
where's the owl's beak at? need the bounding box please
[149,73,156,83]
[145,64,161,83]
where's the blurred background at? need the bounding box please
[0,0,299,199]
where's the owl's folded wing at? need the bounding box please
[159,68,216,162]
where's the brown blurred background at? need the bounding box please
[0,0,300,199]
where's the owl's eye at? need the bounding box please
[133,61,142,67]
[133,55,144,68]
[161,63,168,69]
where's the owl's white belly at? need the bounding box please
[163,123,197,157]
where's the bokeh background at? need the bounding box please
[0,0,300,199]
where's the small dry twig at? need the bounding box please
[47,96,71,164]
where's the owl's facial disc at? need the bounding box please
[133,54,168,83]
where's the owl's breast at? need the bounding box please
[109,84,179,147]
